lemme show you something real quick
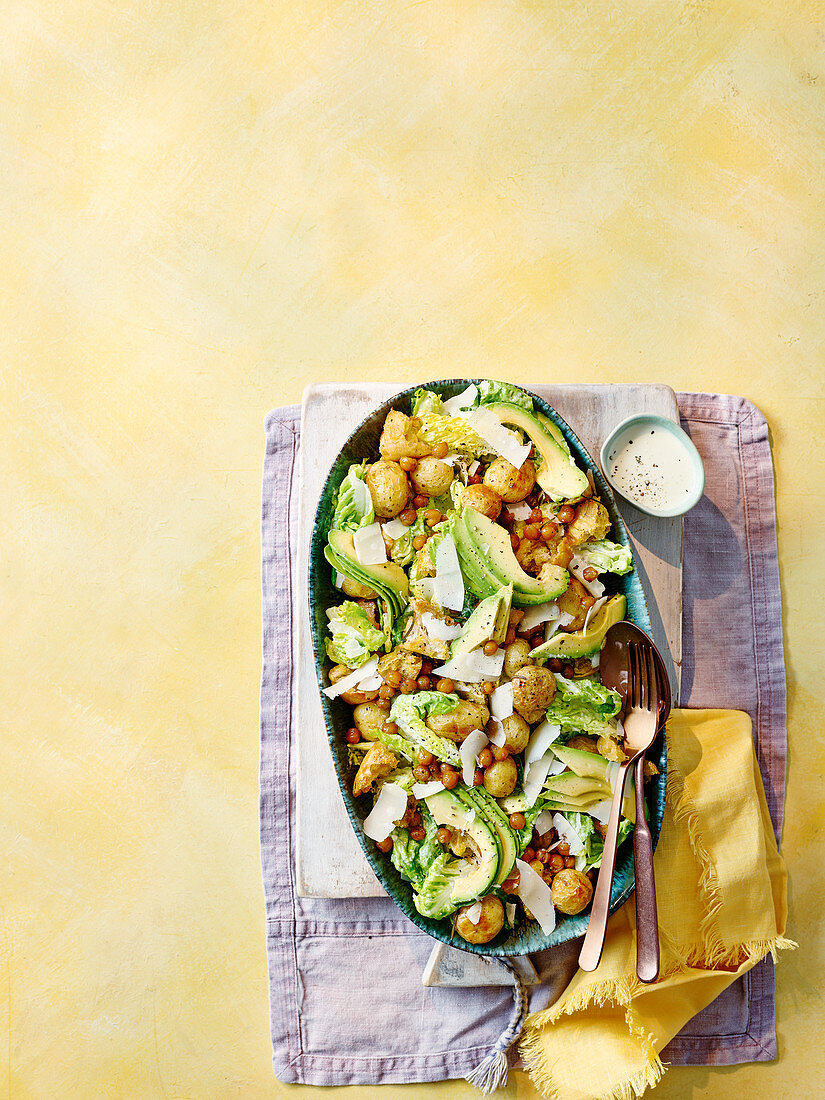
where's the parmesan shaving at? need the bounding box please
[421,612,463,642]
[356,673,382,691]
[353,522,388,566]
[504,500,532,521]
[432,648,505,684]
[442,383,478,416]
[322,656,380,699]
[525,720,562,767]
[412,780,446,799]
[465,901,483,925]
[533,808,556,836]
[519,601,560,632]
[490,682,514,720]
[514,858,557,935]
[464,408,532,471]
[382,518,409,539]
[351,476,372,521]
[551,813,586,856]
[589,800,613,826]
[505,902,517,927]
[334,571,345,589]
[468,460,480,476]
[523,753,555,808]
[363,782,408,842]
[487,717,507,747]
[459,728,488,786]
[545,610,575,641]
[433,534,465,612]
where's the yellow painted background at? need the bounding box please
[2,1,823,1096]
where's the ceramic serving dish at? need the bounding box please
[308,379,667,956]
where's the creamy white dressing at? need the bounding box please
[606,426,695,511]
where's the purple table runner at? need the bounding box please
[260,392,786,1084]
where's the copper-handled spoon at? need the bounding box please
[600,621,671,982]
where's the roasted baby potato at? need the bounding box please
[483,756,518,797]
[483,456,536,502]
[495,712,530,754]
[352,702,389,739]
[550,868,594,915]
[454,895,505,944]
[411,456,454,497]
[503,639,533,678]
[426,699,490,742]
[460,484,502,521]
[511,665,557,723]
[378,410,431,461]
[366,460,410,519]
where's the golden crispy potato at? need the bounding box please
[378,410,431,461]
[365,460,410,519]
[566,499,611,546]
[503,639,533,679]
[455,895,505,944]
[411,456,454,497]
[328,663,380,705]
[556,576,595,631]
[551,868,594,915]
[483,456,536,502]
[566,735,599,754]
[377,648,423,683]
[460,484,502,521]
[496,712,530,754]
[483,756,518,797]
[352,702,389,739]
[352,741,398,797]
[549,535,575,569]
[426,699,490,742]
[511,665,557,723]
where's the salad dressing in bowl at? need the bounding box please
[600,415,704,518]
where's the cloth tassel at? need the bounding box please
[465,959,528,1093]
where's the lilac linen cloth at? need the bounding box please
[260,392,786,1085]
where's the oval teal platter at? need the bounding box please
[308,379,667,956]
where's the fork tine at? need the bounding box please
[643,646,657,713]
[629,645,639,709]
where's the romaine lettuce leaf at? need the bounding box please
[389,691,462,766]
[572,815,633,873]
[413,850,463,918]
[411,389,446,417]
[324,601,386,667]
[331,462,375,532]
[477,380,534,410]
[544,674,622,738]
[389,512,427,567]
[391,805,440,890]
[575,539,634,576]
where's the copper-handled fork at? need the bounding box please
[579,642,660,973]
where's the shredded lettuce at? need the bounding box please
[389,512,427,567]
[324,602,386,667]
[389,691,462,766]
[544,674,622,738]
[391,805,440,890]
[331,462,375,532]
[575,539,634,576]
[477,380,534,410]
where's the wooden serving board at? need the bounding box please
[295,383,682,898]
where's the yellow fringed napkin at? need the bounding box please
[519,709,795,1100]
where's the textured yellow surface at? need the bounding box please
[2,1,823,1097]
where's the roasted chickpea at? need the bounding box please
[503,639,533,678]
[460,483,503,521]
[511,665,557,723]
[411,455,454,497]
[365,460,410,519]
[455,895,505,945]
[551,868,594,915]
[483,756,518,797]
[352,702,389,739]
[497,712,530,754]
[483,456,536,502]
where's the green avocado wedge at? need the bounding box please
[484,401,590,502]
[461,508,570,606]
[530,594,626,660]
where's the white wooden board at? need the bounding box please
[296,383,682,898]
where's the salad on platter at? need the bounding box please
[318,381,657,947]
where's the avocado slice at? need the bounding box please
[548,746,637,822]
[484,401,590,502]
[530,594,626,660]
[450,512,503,602]
[458,786,518,885]
[451,585,513,657]
[461,508,570,606]
[325,528,410,628]
[544,771,608,800]
[414,789,500,917]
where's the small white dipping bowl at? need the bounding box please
[599,414,705,518]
